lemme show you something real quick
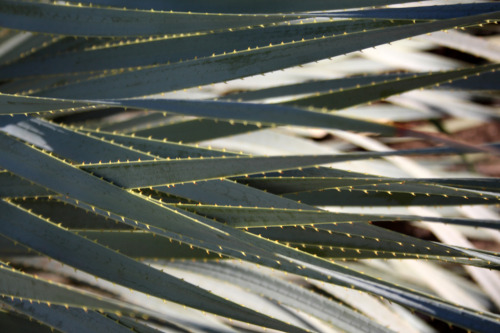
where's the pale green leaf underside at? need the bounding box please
[169,260,392,333]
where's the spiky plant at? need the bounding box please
[0,1,499,332]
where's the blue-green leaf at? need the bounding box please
[331,3,500,20]
[0,200,307,333]
[0,1,301,37]
[68,0,425,14]
[37,12,499,98]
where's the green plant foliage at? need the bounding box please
[0,1,499,332]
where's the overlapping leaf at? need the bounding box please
[1,1,499,332]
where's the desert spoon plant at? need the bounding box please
[0,0,500,332]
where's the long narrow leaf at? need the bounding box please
[37,12,500,99]
[0,20,411,79]
[70,0,424,14]
[331,3,500,20]
[0,200,307,333]
[0,1,301,37]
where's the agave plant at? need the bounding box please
[0,0,499,332]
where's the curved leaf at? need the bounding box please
[170,260,393,333]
